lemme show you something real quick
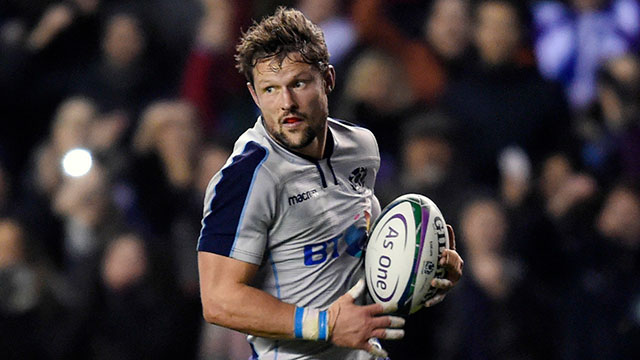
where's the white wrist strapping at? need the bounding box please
[293,307,329,341]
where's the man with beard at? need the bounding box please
[196,7,463,360]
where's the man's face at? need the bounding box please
[103,13,145,68]
[248,53,334,158]
[474,2,520,66]
[426,0,470,61]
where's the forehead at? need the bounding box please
[432,0,467,16]
[477,2,518,22]
[252,53,320,84]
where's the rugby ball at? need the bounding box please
[365,194,449,315]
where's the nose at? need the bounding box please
[280,87,297,111]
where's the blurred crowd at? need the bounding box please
[0,0,639,359]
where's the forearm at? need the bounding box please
[198,253,405,357]
[201,281,296,339]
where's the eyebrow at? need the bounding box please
[255,69,315,87]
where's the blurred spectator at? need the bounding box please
[180,0,255,141]
[19,96,97,268]
[579,53,640,186]
[127,98,206,338]
[52,163,127,306]
[131,100,229,350]
[440,197,559,360]
[100,233,148,292]
[0,217,80,359]
[130,99,202,234]
[559,182,640,359]
[131,108,237,359]
[376,110,470,223]
[526,152,600,301]
[130,120,234,359]
[89,232,182,360]
[539,153,598,221]
[30,96,97,197]
[597,182,640,249]
[442,0,572,188]
[460,198,518,299]
[20,96,133,269]
[532,0,640,111]
[334,49,416,182]
[352,0,472,106]
[0,217,47,359]
[0,1,101,174]
[73,8,165,119]
[0,219,37,316]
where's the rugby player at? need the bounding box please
[197,7,464,359]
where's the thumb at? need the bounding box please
[345,278,365,302]
[367,338,389,358]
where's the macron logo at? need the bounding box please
[288,189,319,206]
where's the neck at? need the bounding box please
[299,124,328,160]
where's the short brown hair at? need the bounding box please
[235,7,330,85]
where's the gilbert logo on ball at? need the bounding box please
[365,194,449,315]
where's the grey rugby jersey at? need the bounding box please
[197,117,381,359]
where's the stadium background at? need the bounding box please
[0,0,639,359]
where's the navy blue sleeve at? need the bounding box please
[197,141,269,256]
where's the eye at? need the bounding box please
[265,86,274,94]
[294,81,306,88]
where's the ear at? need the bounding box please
[324,65,336,94]
[247,82,260,107]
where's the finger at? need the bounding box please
[381,302,398,314]
[367,338,389,358]
[431,278,453,290]
[388,316,405,328]
[439,249,463,282]
[439,249,462,267]
[446,224,456,251]
[346,278,365,301]
[364,301,398,315]
[382,329,405,340]
[439,249,458,266]
[371,315,405,329]
[424,293,446,308]
[371,328,404,341]
[439,250,449,266]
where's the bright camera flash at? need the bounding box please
[62,148,93,177]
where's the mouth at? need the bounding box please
[282,116,303,125]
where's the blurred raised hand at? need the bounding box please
[27,3,75,51]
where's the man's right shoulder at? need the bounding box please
[222,139,273,183]
[213,128,281,191]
